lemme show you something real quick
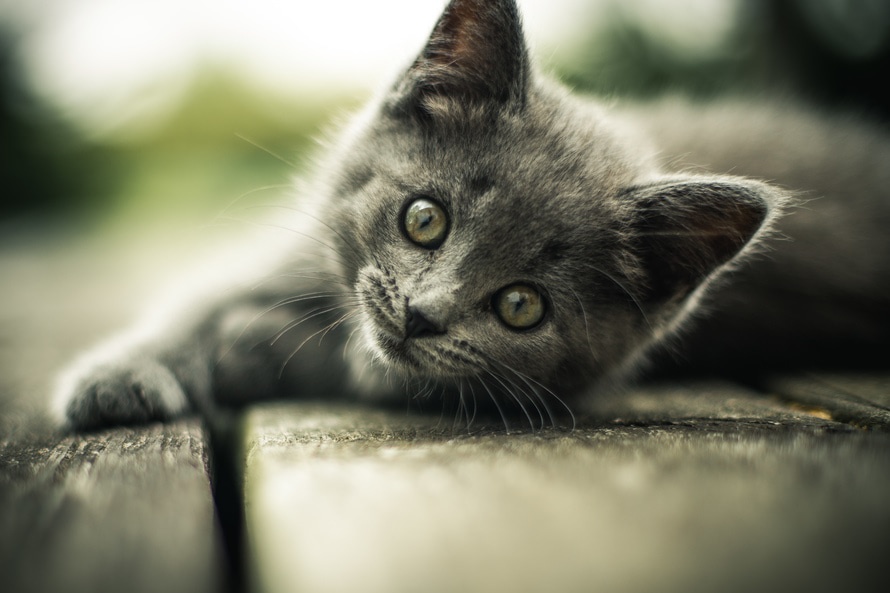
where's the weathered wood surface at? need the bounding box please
[0,421,224,593]
[0,229,227,593]
[242,384,890,593]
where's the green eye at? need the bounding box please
[403,198,449,249]
[493,284,546,330]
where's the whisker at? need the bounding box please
[499,366,550,430]
[481,358,551,427]
[270,303,356,346]
[477,374,512,433]
[264,292,346,312]
[451,380,464,432]
[278,310,355,378]
[567,286,597,363]
[499,362,577,431]
[465,378,479,428]
[215,292,342,367]
[343,325,364,362]
[355,357,377,390]
[424,379,437,401]
[517,370,559,429]
[483,369,536,433]
[253,271,352,289]
[586,262,654,334]
[205,183,294,228]
[319,310,359,343]
[412,377,437,416]
[502,370,546,431]
[251,204,368,269]
[235,133,300,169]
[220,203,366,270]
[435,382,450,431]
[212,215,363,271]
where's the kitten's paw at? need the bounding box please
[53,358,190,431]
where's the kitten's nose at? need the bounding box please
[405,305,445,339]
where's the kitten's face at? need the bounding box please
[319,0,778,397]
[330,89,654,392]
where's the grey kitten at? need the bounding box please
[54,0,890,430]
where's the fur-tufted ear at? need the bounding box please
[624,176,785,305]
[390,0,529,117]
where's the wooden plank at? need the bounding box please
[0,421,224,593]
[243,388,890,593]
[767,374,890,431]
[582,381,850,428]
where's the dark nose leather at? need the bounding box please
[405,306,445,338]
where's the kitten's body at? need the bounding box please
[54,0,890,430]
[629,99,890,374]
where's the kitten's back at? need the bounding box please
[622,99,890,373]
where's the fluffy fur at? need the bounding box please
[54,0,889,430]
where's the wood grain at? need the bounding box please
[0,421,224,593]
[242,386,890,593]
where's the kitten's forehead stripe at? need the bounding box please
[540,239,571,262]
[469,175,495,195]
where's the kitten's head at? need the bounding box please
[321,0,785,399]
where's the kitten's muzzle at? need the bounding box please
[405,305,445,339]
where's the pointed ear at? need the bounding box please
[390,0,529,117]
[625,176,786,304]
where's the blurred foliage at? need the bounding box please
[0,33,124,220]
[78,70,360,225]
[0,30,358,228]
[2,0,889,226]
[558,0,890,115]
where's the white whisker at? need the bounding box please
[586,262,654,334]
[477,374,512,434]
[270,302,356,346]
[278,310,356,378]
[483,369,536,432]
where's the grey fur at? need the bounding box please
[54,0,889,430]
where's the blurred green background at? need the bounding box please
[2,0,889,233]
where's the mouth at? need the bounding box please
[360,315,428,373]
[365,322,472,380]
[364,319,487,381]
[374,332,424,369]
